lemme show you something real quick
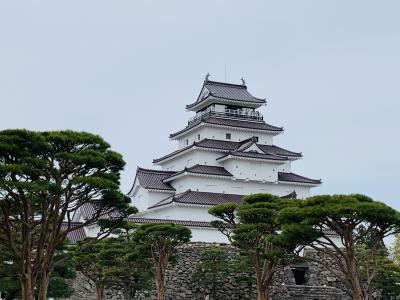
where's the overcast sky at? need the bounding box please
[0,1,399,211]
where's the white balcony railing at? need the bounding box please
[188,108,263,124]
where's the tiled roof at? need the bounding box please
[278,172,321,185]
[136,167,176,191]
[197,139,302,158]
[77,202,124,221]
[186,80,266,109]
[153,138,301,164]
[127,217,213,228]
[149,190,244,209]
[61,222,86,244]
[281,191,297,199]
[79,202,97,220]
[257,144,302,158]
[149,189,300,209]
[205,81,266,102]
[218,151,288,161]
[180,164,233,177]
[170,115,283,138]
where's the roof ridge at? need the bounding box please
[185,164,201,171]
[267,144,302,155]
[169,116,283,139]
[205,80,247,89]
[238,136,257,146]
[188,190,244,197]
[137,167,176,174]
[278,172,322,184]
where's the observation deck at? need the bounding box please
[188,107,263,125]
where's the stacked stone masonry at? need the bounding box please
[66,243,351,300]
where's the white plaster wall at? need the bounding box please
[190,227,229,243]
[177,126,274,148]
[222,159,280,181]
[131,188,173,212]
[169,175,312,198]
[276,161,292,173]
[159,150,222,170]
[85,225,101,238]
[142,204,214,222]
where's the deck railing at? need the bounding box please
[188,108,263,124]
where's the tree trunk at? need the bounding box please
[346,246,363,300]
[156,265,165,300]
[157,284,164,300]
[21,275,34,300]
[256,284,268,300]
[37,271,50,300]
[96,284,104,300]
[155,252,168,300]
[255,271,268,300]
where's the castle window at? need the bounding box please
[226,133,231,140]
[185,139,189,145]
[197,134,201,140]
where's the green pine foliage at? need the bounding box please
[0,129,135,300]
[192,247,229,299]
[279,194,400,300]
[209,193,303,300]
[73,228,154,300]
[133,223,191,300]
[0,239,76,300]
[231,253,256,300]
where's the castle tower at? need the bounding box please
[128,76,321,242]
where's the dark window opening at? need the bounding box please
[291,267,308,285]
[226,133,231,140]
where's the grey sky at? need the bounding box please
[0,1,399,211]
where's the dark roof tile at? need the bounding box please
[278,172,321,185]
[185,164,233,176]
[186,80,265,109]
[281,191,297,199]
[170,116,283,138]
[149,190,244,209]
[218,151,288,161]
[149,189,300,209]
[61,222,87,244]
[205,81,265,102]
[127,217,212,228]
[136,167,176,191]
[153,138,302,164]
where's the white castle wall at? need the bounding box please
[221,159,280,181]
[169,175,311,198]
[131,186,173,212]
[142,204,214,221]
[177,126,274,148]
[160,150,222,171]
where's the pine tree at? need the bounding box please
[192,247,229,299]
[0,130,135,300]
[133,223,191,300]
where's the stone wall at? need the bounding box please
[66,243,351,300]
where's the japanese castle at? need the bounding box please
[127,75,321,242]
